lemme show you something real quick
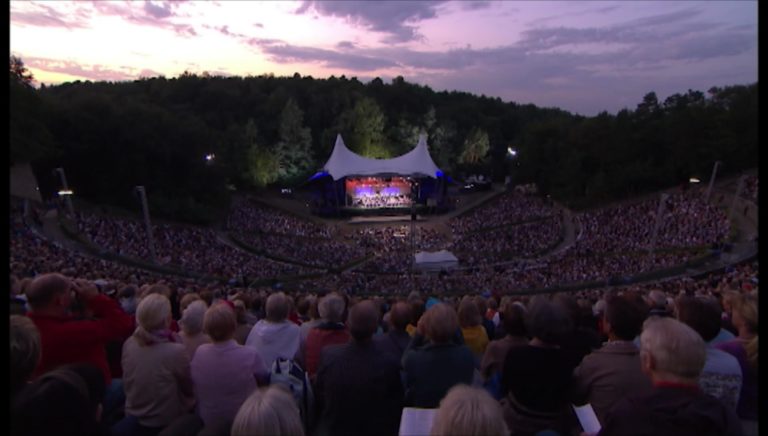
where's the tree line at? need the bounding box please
[10,56,757,223]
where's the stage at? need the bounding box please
[347,214,423,224]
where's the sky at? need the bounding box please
[10,1,758,116]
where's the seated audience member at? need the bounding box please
[245,292,301,370]
[12,365,108,436]
[647,290,671,317]
[675,296,743,411]
[232,299,254,345]
[116,294,195,436]
[179,300,211,359]
[405,298,426,336]
[191,302,268,435]
[474,296,496,340]
[459,296,490,360]
[555,294,603,370]
[178,292,202,313]
[572,295,652,424]
[715,294,757,434]
[118,285,139,315]
[298,296,322,343]
[480,302,528,390]
[430,384,510,436]
[230,385,305,436]
[709,297,736,346]
[402,303,475,408]
[25,273,134,384]
[10,314,41,399]
[375,301,413,361]
[500,296,573,435]
[303,292,351,378]
[315,300,404,436]
[598,317,742,436]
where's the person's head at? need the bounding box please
[388,301,412,332]
[146,283,172,299]
[430,385,509,436]
[501,302,527,338]
[458,296,482,328]
[179,300,208,336]
[135,293,172,336]
[675,297,722,342]
[410,298,426,326]
[199,290,214,307]
[265,292,291,323]
[348,300,379,342]
[204,302,237,343]
[730,293,758,335]
[525,296,572,345]
[10,315,41,396]
[11,367,104,436]
[231,385,305,436]
[307,296,320,320]
[179,292,201,312]
[424,303,459,344]
[640,317,706,383]
[25,273,73,312]
[318,292,345,323]
[603,295,645,341]
[647,290,668,311]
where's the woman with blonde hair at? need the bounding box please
[716,293,758,434]
[114,293,195,436]
[231,385,304,436]
[431,384,509,436]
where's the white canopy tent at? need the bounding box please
[413,250,459,272]
[321,133,442,180]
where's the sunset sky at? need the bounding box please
[10,1,757,116]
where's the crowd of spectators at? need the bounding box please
[232,231,366,269]
[450,191,558,234]
[350,225,450,273]
[10,259,757,435]
[75,210,316,282]
[741,175,758,203]
[227,196,333,239]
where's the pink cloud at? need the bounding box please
[24,56,149,82]
[11,3,91,29]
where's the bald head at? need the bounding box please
[26,273,70,310]
[349,300,379,342]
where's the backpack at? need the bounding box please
[270,357,314,429]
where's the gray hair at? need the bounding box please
[231,385,305,436]
[640,317,706,379]
[180,300,208,335]
[318,293,345,323]
[430,384,509,436]
[525,296,571,344]
[265,292,290,322]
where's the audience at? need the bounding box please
[480,302,528,390]
[178,300,211,359]
[10,314,41,398]
[315,300,403,436]
[191,302,269,435]
[571,294,652,424]
[230,385,305,436]
[675,296,743,411]
[116,294,195,436]
[245,292,301,370]
[430,384,510,436]
[375,301,413,361]
[458,296,490,360]
[302,292,351,378]
[597,317,742,436]
[402,303,475,408]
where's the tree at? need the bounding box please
[242,119,279,187]
[336,97,389,158]
[458,128,490,165]
[274,98,314,181]
[10,55,34,88]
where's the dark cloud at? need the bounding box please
[295,0,447,43]
[460,1,493,12]
[336,41,356,50]
[144,1,173,19]
[251,39,399,70]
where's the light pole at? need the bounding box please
[506,147,517,189]
[728,175,747,221]
[648,192,669,257]
[705,161,721,201]
[135,186,157,262]
[54,167,75,217]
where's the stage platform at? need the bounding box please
[347,214,422,224]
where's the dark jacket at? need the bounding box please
[599,383,743,436]
[315,341,403,436]
[375,329,412,363]
[402,334,475,408]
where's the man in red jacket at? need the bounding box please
[26,273,135,384]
